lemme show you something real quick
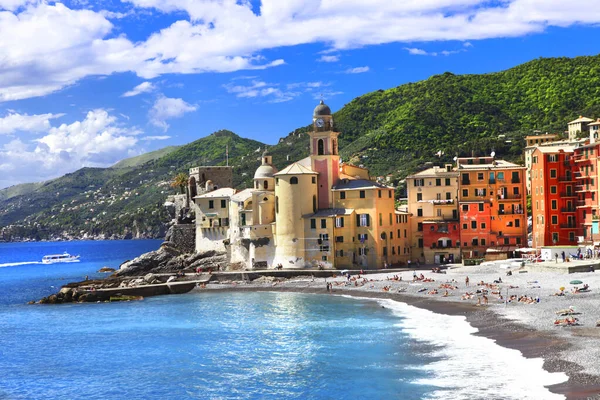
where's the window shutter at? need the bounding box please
[356,214,360,227]
[366,214,370,226]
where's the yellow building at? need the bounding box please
[192,100,411,269]
[406,165,460,264]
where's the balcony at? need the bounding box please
[488,179,496,184]
[558,176,576,182]
[560,223,578,229]
[497,194,523,201]
[560,207,577,213]
[497,209,525,215]
[511,178,521,184]
[560,192,577,198]
[461,180,471,185]
[430,244,454,249]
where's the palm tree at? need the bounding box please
[171,172,188,194]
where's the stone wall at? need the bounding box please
[169,224,196,253]
[189,166,233,194]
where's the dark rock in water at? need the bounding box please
[98,267,116,273]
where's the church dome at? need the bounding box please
[254,164,276,179]
[313,100,331,117]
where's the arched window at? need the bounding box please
[255,181,259,189]
[317,139,324,155]
[332,139,337,155]
[312,195,317,212]
[290,177,298,185]
[263,180,268,190]
[275,196,279,214]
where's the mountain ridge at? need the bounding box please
[4,54,600,241]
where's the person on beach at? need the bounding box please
[555,253,558,263]
[465,276,470,287]
[561,251,566,262]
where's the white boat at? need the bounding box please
[42,252,80,264]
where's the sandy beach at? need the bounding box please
[192,261,600,399]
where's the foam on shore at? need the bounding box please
[379,297,568,400]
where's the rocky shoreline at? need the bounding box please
[35,236,230,304]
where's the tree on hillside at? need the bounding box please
[171,172,189,194]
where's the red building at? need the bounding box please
[531,146,578,246]
[422,218,461,263]
[573,143,599,245]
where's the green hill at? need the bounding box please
[0,182,45,202]
[0,131,266,241]
[111,146,180,169]
[4,54,600,241]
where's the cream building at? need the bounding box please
[191,101,411,269]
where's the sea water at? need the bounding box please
[0,240,567,399]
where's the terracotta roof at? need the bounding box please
[273,162,316,176]
[587,119,600,126]
[568,116,594,124]
[303,208,354,218]
[332,179,392,190]
[194,188,236,199]
[532,145,575,153]
[231,188,254,202]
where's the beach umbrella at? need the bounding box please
[570,280,583,285]
[559,287,565,292]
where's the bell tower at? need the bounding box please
[308,100,340,209]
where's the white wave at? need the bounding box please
[377,298,568,400]
[0,261,42,268]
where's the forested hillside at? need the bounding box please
[3,55,600,241]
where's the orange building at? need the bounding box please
[573,143,599,245]
[530,146,577,247]
[457,157,527,259]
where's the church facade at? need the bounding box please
[191,101,412,270]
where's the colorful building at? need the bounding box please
[456,157,527,259]
[530,146,577,247]
[191,101,411,269]
[524,133,559,194]
[406,165,460,264]
[573,143,599,245]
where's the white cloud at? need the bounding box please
[345,66,370,74]
[0,109,141,188]
[0,112,64,135]
[404,47,466,56]
[0,0,30,11]
[149,96,197,131]
[224,80,301,103]
[122,81,155,97]
[405,47,430,56]
[318,55,340,62]
[141,135,171,141]
[2,1,600,101]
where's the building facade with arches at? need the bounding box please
[191,101,412,269]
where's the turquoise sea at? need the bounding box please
[0,240,567,399]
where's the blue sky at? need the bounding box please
[2,0,600,188]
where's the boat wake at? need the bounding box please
[0,261,42,268]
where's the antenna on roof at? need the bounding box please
[490,151,496,158]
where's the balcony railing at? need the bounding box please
[430,244,454,249]
[497,210,525,215]
[461,180,471,185]
[511,178,521,184]
[560,207,576,213]
[560,223,578,229]
[558,176,576,182]
[560,192,577,198]
[497,194,522,201]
